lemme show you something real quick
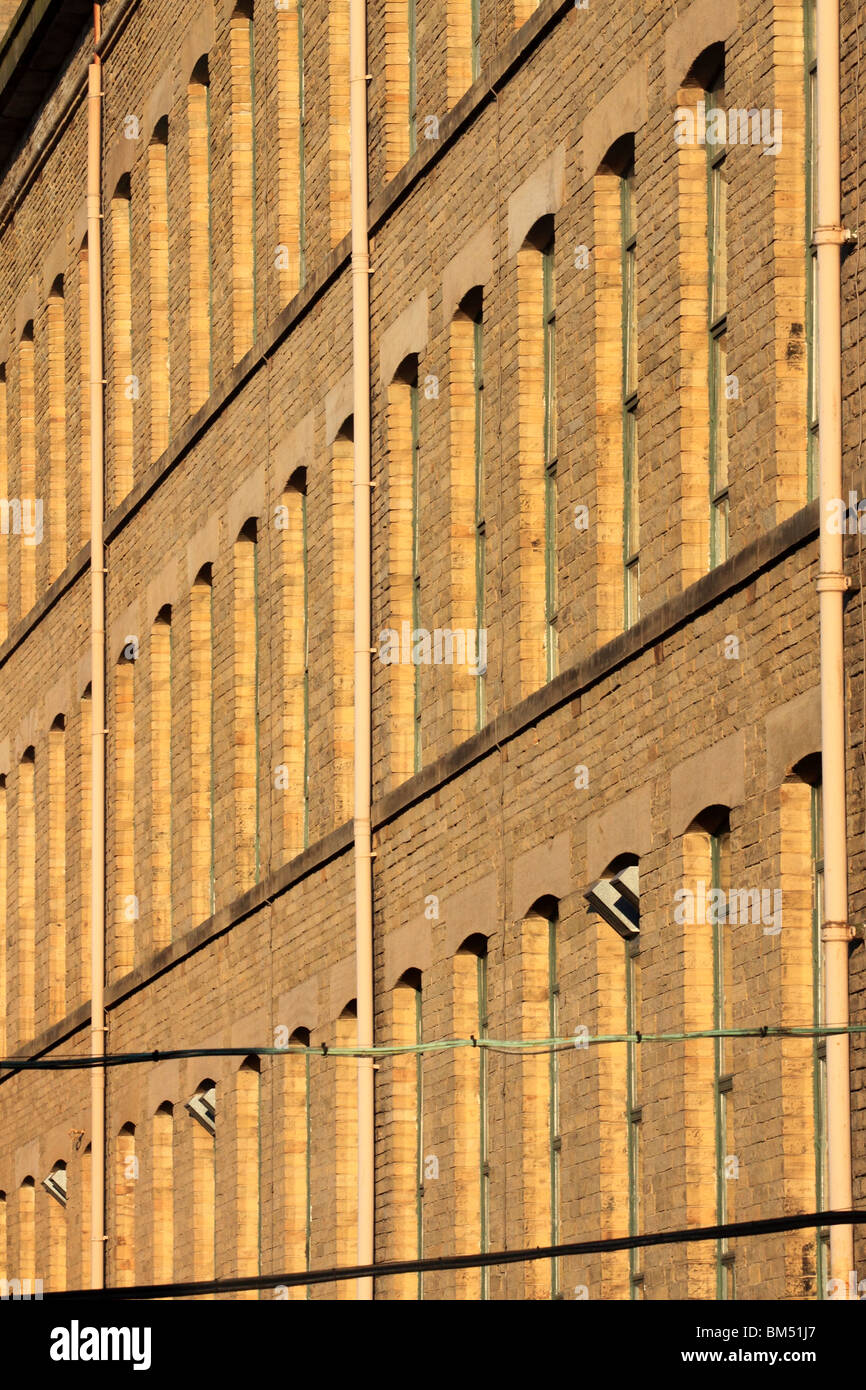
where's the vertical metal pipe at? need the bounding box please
[815,0,855,1292]
[350,0,374,1300]
[87,2,106,1292]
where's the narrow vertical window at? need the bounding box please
[235,1059,261,1296]
[148,119,171,462]
[115,1125,136,1287]
[150,608,172,950]
[152,1105,173,1285]
[282,1031,312,1299]
[385,357,420,784]
[0,1191,6,1286]
[77,241,91,551]
[78,687,92,1008]
[327,0,350,245]
[190,568,215,922]
[16,1179,35,1288]
[42,1162,67,1292]
[113,652,135,978]
[109,178,134,504]
[229,5,257,359]
[811,780,829,1293]
[411,379,422,771]
[334,1004,358,1299]
[187,1081,216,1286]
[471,0,481,81]
[626,935,642,1297]
[805,0,818,497]
[278,473,309,858]
[452,940,489,1298]
[330,423,354,822]
[383,0,411,178]
[707,68,729,568]
[547,907,560,1299]
[18,325,36,615]
[47,716,66,1025]
[46,279,67,581]
[16,748,35,1044]
[382,974,422,1298]
[710,824,735,1299]
[188,59,213,408]
[621,161,639,625]
[79,1145,92,1290]
[233,522,260,889]
[543,236,558,680]
[408,0,417,156]
[276,0,306,294]
[473,308,486,727]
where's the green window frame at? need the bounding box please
[711,827,735,1299]
[811,782,829,1296]
[548,909,561,1298]
[473,310,486,730]
[410,381,422,772]
[543,239,558,682]
[805,0,818,497]
[478,948,490,1299]
[626,935,642,1297]
[408,0,417,155]
[707,71,729,569]
[297,0,306,286]
[471,0,481,82]
[621,160,639,626]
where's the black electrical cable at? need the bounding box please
[40,1208,863,1300]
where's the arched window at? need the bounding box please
[382,970,423,1298]
[229,3,257,358]
[147,117,171,462]
[16,1178,35,1289]
[276,0,306,291]
[0,1190,6,1287]
[327,0,350,245]
[150,606,173,949]
[448,287,486,737]
[705,60,729,567]
[586,857,642,1296]
[516,217,557,691]
[16,746,35,1043]
[0,775,6,1056]
[189,567,215,922]
[48,714,66,1023]
[186,1079,216,1285]
[233,520,260,889]
[519,895,560,1298]
[77,686,92,1008]
[235,1058,261,1295]
[452,935,489,1298]
[277,469,309,856]
[151,1103,174,1285]
[76,238,91,549]
[17,323,36,614]
[109,175,134,504]
[282,1028,312,1299]
[330,419,354,822]
[0,363,7,641]
[334,1003,358,1298]
[188,57,213,407]
[79,1143,92,1290]
[385,354,421,781]
[41,1161,67,1292]
[804,0,818,495]
[681,806,734,1298]
[115,1124,137,1288]
[383,0,412,178]
[46,276,67,581]
[113,647,136,978]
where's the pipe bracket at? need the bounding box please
[822,920,857,944]
[816,571,851,594]
[813,225,857,247]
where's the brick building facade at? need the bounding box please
[0,0,863,1299]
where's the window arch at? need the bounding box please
[17,322,36,614]
[109,175,134,504]
[48,714,66,1024]
[46,275,66,581]
[16,746,35,1044]
[385,353,421,782]
[150,605,173,950]
[277,468,309,857]
[330,418,354,822]
[189,566,215,923]
[113,646,136,979]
